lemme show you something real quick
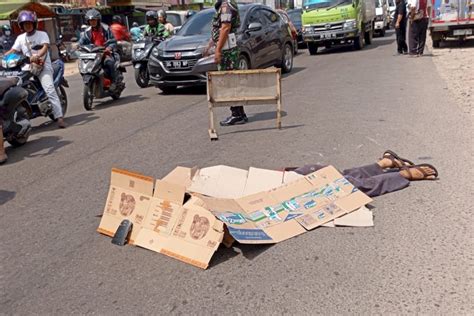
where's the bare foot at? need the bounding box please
[378,150,414,169]
[377,158,395,169]
[399,165,438,181]
[57,118,66,129]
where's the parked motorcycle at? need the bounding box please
[0,77,32,147]
[0,52,69,123]
[132,36,162,88]
[78,45,126,111]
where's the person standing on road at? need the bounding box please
[79,9,120,91]
[5,11,66,128]
[209,0,248,126]
[394,0,408,54]
[143,11,169,38]
[408,0,431,56]
[158,10,175,36]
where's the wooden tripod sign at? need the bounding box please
[206,68,282,140]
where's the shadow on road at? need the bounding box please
[93,94,149,110]
[4,136,72,165]
[33,112,99,134]
[0,190,16,206]
[317,33,396,55]
[283,67,306,78]
[434,38,474,49]
[209,243,274,269]
[219,124,304,137]
[158,85,207,96]
[248,110,288,123]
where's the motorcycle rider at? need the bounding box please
[0,25,15,51]
[158,10,175,36]
[143,11,169,38]
[79,9,120,91]
[110,15,131,41]
[5,10,66,128]
[130,22,142,41]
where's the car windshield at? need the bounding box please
[303,0,352,9]
[375,0,382,8]
[167,13,182,27]
[178,7,248,36]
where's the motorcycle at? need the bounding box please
[56,34,70,62]
[78,45,126,111]
[0,76,32,147]
[132,36,162,88]
[0,51,69,123]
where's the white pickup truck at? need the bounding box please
[429,0,474,47]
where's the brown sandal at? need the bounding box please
[383,150,415,168]
[401,163,438,181]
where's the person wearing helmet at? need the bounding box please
[130,22,142,41]
[79,9,120,91]
[143,11,169,38]
[0,25,15,51]
[110,15,131,42]
[5,11,66,128]
[158,10,174,35]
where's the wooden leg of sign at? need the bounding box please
[208,102,218,140]
[276,72,282,129]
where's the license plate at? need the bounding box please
[320,32,336,39]
[133,43,145,49]
[453,29,472,36]
[166,60,189,69]
[79,53,96,59]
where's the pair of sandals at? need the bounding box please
[383,150,439,181]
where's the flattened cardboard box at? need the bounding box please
[98,168,224,269]
[165,165,373,244]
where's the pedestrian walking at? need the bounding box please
[394,0,408,54]
[408,0,431,56]
[207,0,248,126]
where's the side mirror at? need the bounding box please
[247,22,262,32]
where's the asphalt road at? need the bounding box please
[1,31,473,314]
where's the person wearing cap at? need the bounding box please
[79,9,120,91]
[158,10,175,36]
[5,11,66,128]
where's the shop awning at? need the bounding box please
[0,0,56,20]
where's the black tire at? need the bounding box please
[134,67,149,88]
[294,40,299,55]
[325,43,332,49]
[49,86,68,121]
[157,85,177,94]
[8,131,30,148]
[308,42,318,55]
[238,54,250,70]
[280,43,294,73]
[354,29,364,50]
[365,26,373,44]
[111,90,122,100]
[432,39,441,48]
[379,28,385,37]
[83,83,95,111]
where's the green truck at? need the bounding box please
[302,0,376,54]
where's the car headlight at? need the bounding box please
[152,47,163,57]
[343,19,356,30]
[304,26,314,34]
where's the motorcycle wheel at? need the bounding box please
[8,130,30,148]
[83,83,95,111]
[134,67,149,88]
[49,86,68,121]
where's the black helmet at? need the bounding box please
[112,15,123,24]
[85,9,101,23]
[1,24,11,32]
[158,10,167,20]
[145,11,158,20]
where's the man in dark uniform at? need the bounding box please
[394,0,408,54]
[210,0,248,126]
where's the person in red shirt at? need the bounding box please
[110,15,131,42]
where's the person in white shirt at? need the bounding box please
[5,10,65,128]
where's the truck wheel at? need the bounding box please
[308,43,318,55]
[365,26,373,44]
[432,39,441,48]
[379,28,385,37]
[354,31,364,50]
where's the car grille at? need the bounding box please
[312,22,344,32]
